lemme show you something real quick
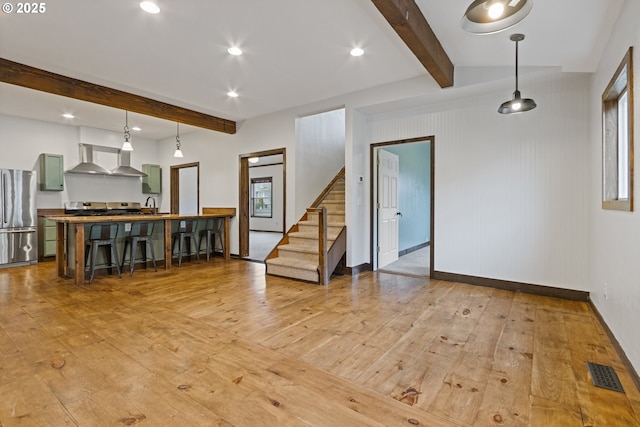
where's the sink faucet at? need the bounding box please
[145,196,157,214]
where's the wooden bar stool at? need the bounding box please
[198,218,224,261]
[171,219,200,266]
[121,221,157,276]
[85,223,121,284]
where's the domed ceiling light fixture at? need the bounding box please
[461,0,533,34]
[173,123,184,158]
[498,33,536,114]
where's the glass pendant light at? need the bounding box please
[498,34,536,114]
[462,0,533,35]
[173,123,184,158]
[122,111,133,151]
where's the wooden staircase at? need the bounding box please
[265,168,346,284]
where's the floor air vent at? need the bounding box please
[586,362,624,393]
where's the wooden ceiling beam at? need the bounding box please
[371,0,454,88]
[0,58,236,134]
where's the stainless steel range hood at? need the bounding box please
[111,150,147,177]
[66,144,110,175]
[65,143,147,177]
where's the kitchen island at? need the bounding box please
[46,208,235,285]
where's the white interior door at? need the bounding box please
[377,149,399,268]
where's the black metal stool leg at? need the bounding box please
[111,239,122,278]
[120,239,130,272]
[89,243,100,284]
[129,237,138,276]
[148,238,158,271]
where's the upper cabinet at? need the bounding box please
[142,164,161,194]
[39,153,64,191]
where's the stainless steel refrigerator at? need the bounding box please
[0,169,37,266]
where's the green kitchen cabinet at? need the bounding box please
[38,218,59,259]
[39,153,64,191]
[142,164,161,194]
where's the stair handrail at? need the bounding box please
[306,206,328,285]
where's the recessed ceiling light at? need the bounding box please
[62,113,75,119]
[131,126,142,132]
[227,91,238,98]
[140,1,160,14]
[350,47,364,57]
[227,47,243,56]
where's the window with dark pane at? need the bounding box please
[251,177,273,218]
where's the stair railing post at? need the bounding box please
[318,206,328,285]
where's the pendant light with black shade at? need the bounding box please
[498,33,536,115]
[461,0,533,34]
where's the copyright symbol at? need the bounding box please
[2,3,13,13]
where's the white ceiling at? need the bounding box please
[0,0,624,140]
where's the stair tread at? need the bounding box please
[278,243,322,254]
[298,220,345,227]
[289,231,339,239]
[266,257,318,271]
[307,213,345,217]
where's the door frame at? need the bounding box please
[239,148,286,258]
[369,136,435,276]
[170,162,200,214]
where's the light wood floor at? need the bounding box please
[1,259,639,427]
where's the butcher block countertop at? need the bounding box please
[45,208,236,223]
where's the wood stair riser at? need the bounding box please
[323,192,345,201]
[306,212,345,223]
[319,200,344,209]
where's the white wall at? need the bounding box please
[360,71,591,291]
[294,108,346,216]
[0,115,160,208]
[178,166,198,215]
[589,0,640,375]
[249,163,284,232]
